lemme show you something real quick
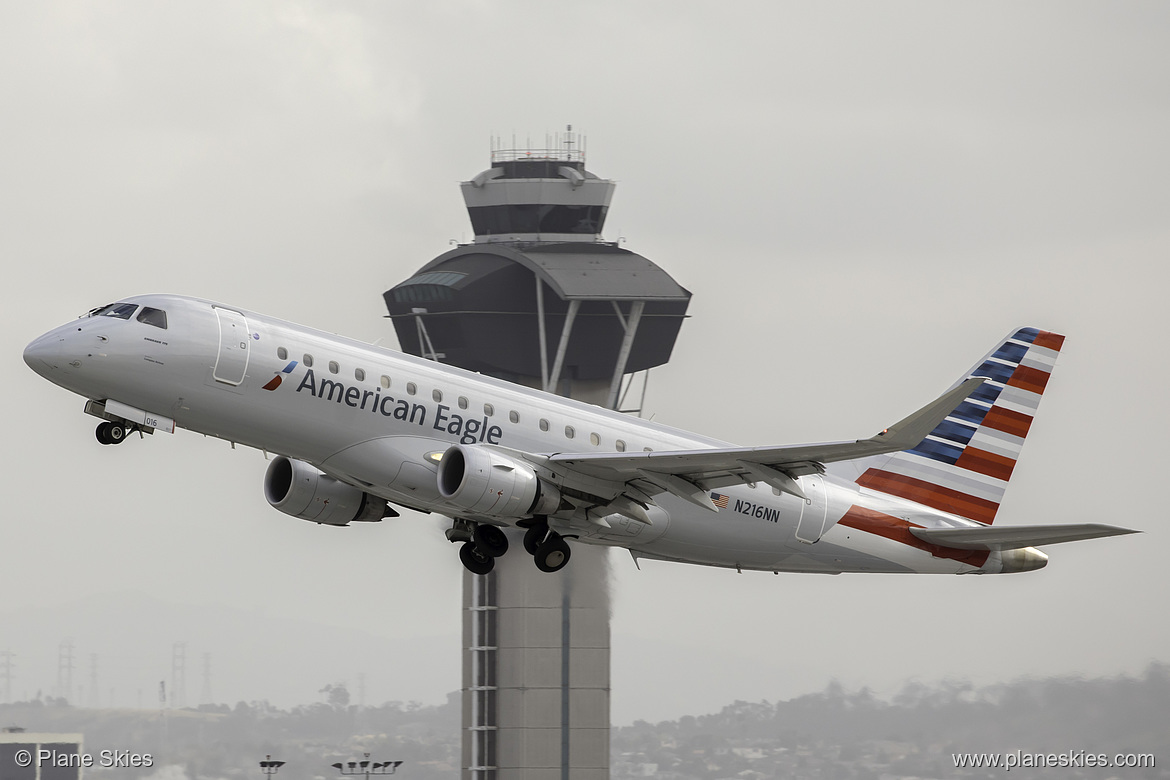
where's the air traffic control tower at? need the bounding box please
[384,131,691,779]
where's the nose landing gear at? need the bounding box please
[95,421,130,445]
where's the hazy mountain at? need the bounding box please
[0,591,458,710]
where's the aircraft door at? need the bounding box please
[794,474,828,544]
[212,307,251,386]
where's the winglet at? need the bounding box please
[864,377,986,454]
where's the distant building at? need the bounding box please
[0,728,85,780]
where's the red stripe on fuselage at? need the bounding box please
[837,506,990,567]
[856,469,1000,525]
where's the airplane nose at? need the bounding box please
[23,333,62,375]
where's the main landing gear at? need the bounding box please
[450,517,573,575]
[95,420,132,445]
[457,523,510,575]
[523,519,572,573]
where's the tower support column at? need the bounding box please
[463,544,610,780]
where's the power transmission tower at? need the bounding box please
[171,643,187,709]
[0,650,14,704]
[89,654,99,708]
[57,640,74,703]
[200,652,212,706]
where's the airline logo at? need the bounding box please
[284,367,505,445]
[263,361,299,391]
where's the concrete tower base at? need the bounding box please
[463,541,611,780]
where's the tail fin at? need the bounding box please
[854,327,1065,525]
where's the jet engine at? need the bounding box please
[264,456,391,526]
[437,444,561,520]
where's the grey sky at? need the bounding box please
[2,1,1168,724]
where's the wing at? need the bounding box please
[547,377,987,513]
[910,523,1140,551]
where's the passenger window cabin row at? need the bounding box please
[275,346,641,453]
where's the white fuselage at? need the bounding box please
[24,294,1019,576]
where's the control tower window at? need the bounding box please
[390,272,467,304]
[468,204,607,236]
[136,307,168,329]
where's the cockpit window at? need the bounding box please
[136,307,168,329]
[89,302,138,320]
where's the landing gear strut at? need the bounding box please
[523,519,549,555]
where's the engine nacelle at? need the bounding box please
[264,456,389,526]
[437,444,561,520]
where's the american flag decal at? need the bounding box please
[710,492,730,509]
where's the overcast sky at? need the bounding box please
[2,1,1168,725]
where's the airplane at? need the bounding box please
[23,294,1137,576]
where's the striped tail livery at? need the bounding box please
[855,328,1063,525]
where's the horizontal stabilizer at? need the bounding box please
[910,523,1139,551]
